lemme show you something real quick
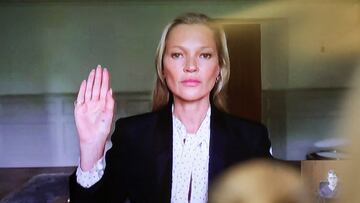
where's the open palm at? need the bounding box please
[74,65,115,152]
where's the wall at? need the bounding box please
[0,93,151,167]
[0,1,260,95]
[0,1,359,166]
[1,1,358,92]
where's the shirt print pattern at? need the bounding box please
[171,107,211,203]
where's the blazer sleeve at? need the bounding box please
[69,119,130,203]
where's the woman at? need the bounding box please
[69,13,271,203]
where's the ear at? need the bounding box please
[161,68,167,83]
[162,68,167,78]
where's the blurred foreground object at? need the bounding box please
[337,62,360,203]
[209,159,310,203]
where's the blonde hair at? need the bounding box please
[209,160,310,203]
[152,12,230,112]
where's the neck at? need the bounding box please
[173,97,210,134]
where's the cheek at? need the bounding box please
[201,61,219,81]
[163,68,172,83]
[163,55,184,69]
[163,57,186,80]
[163,64,179,86]
[163,58,174,80]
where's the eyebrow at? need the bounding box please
[167,45,215,51]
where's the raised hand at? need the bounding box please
[74,65,115,170]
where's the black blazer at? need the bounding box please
[69,104,272,203]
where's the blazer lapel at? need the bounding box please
[153,104,230,200]
[208,107,229,185]
[154,104,173,202]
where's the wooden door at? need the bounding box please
[222,23,262,122]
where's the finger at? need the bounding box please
[92,65,102,101]
[85,69,95,102]
[76,80,86,105]
[100,68,109,100]
[106,88,115,112]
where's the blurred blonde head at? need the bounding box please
[209,159,310,203]
[337,61,360,203]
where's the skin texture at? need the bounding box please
[74,65,115,171]
[163,24,220,133]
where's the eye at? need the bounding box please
[171,53,183,59]
[200,53,212,59]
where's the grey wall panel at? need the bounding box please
[0,93,151,167]
[263,89,347,160]
[0,123,59,167]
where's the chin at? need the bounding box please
[174,91,210,103]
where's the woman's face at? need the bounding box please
[163,24,220,104]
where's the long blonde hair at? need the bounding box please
[152,13,230,112]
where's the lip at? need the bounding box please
[181,79,201,87]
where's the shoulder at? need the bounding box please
[111,107,170,141]
[212,108,272,158]
[212,108,270,148]
[116,111,158,127]
[214,108,267,134]
[114,110,161,134]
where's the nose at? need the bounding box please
[184,56,198,73]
